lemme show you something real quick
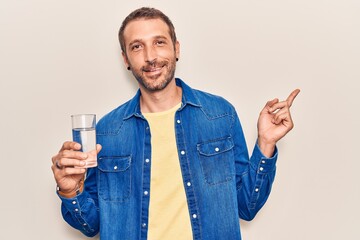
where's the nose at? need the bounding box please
[144,45,157,63]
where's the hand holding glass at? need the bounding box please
[71,114,97,168]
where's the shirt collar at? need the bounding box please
[123,78,201,120]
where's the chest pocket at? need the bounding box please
[197,137,234,185]
[97,156,131,202]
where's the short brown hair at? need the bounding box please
[118,7,177,53]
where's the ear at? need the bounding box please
[122,51,130,69]
[175,41,180,59]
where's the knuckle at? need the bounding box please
[61,141,73,151]
[51,155,57,163]
[60,142,67,151]
[58,152,65,159]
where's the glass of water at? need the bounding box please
[71,114,97,168]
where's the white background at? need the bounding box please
[1,0,359,239]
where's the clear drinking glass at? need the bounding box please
[71,114,97,168]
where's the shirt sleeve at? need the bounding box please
[231,108,278,221]
[57,168,100,237]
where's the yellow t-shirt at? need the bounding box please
[143,103,193,240]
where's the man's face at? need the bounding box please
[122,18,179,92]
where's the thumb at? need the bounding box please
[96,144,102,154]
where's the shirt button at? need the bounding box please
[259,167,264,171]
[114,166,118,170]
[72,201,77,205]
[145,158,150,163]
[177,120,181,124]
[83,223,87,226]
[142,223,147,228]
[192,214,197,219]
[215,147,220,152]
[180,150,185,155]
[255,188,259,192]
[144,191,149,196]
[187,182,191,187]
[261,160,266,164]
[75,208,79,212]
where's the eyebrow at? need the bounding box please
[153,35,168,40]
[128,35,169,47]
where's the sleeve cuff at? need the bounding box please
[250,143,278,173]
[57,189,89,213]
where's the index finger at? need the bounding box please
[286,89,301,107]
[59,141,82,152]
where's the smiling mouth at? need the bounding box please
[143,66,163,73]
[142,65,166,79]
[142,60,167,73]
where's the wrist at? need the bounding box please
[57,179,84,198]
[257,138,276,158]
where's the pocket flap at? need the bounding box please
[197,137,234,157]
[98,156,131,172]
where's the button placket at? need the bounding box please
[140,119,152,239]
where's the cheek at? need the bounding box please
[127,54,143,68]
[157,47,176,59]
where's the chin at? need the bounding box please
[143,77,173,92]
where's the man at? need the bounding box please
[51,7,299,240]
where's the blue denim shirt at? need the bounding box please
[59,78,277,240]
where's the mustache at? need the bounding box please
[141,60,167,72]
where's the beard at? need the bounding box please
[129,56,177,92]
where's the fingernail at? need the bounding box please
[82,154,88,159]
[80,161,86,166]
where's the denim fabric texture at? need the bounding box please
[58,78,278,240]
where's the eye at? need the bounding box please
[131,44,142,51]
[155,40,166,46]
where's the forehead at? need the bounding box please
[123,18,172,43]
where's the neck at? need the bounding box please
[139,79,182,113]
